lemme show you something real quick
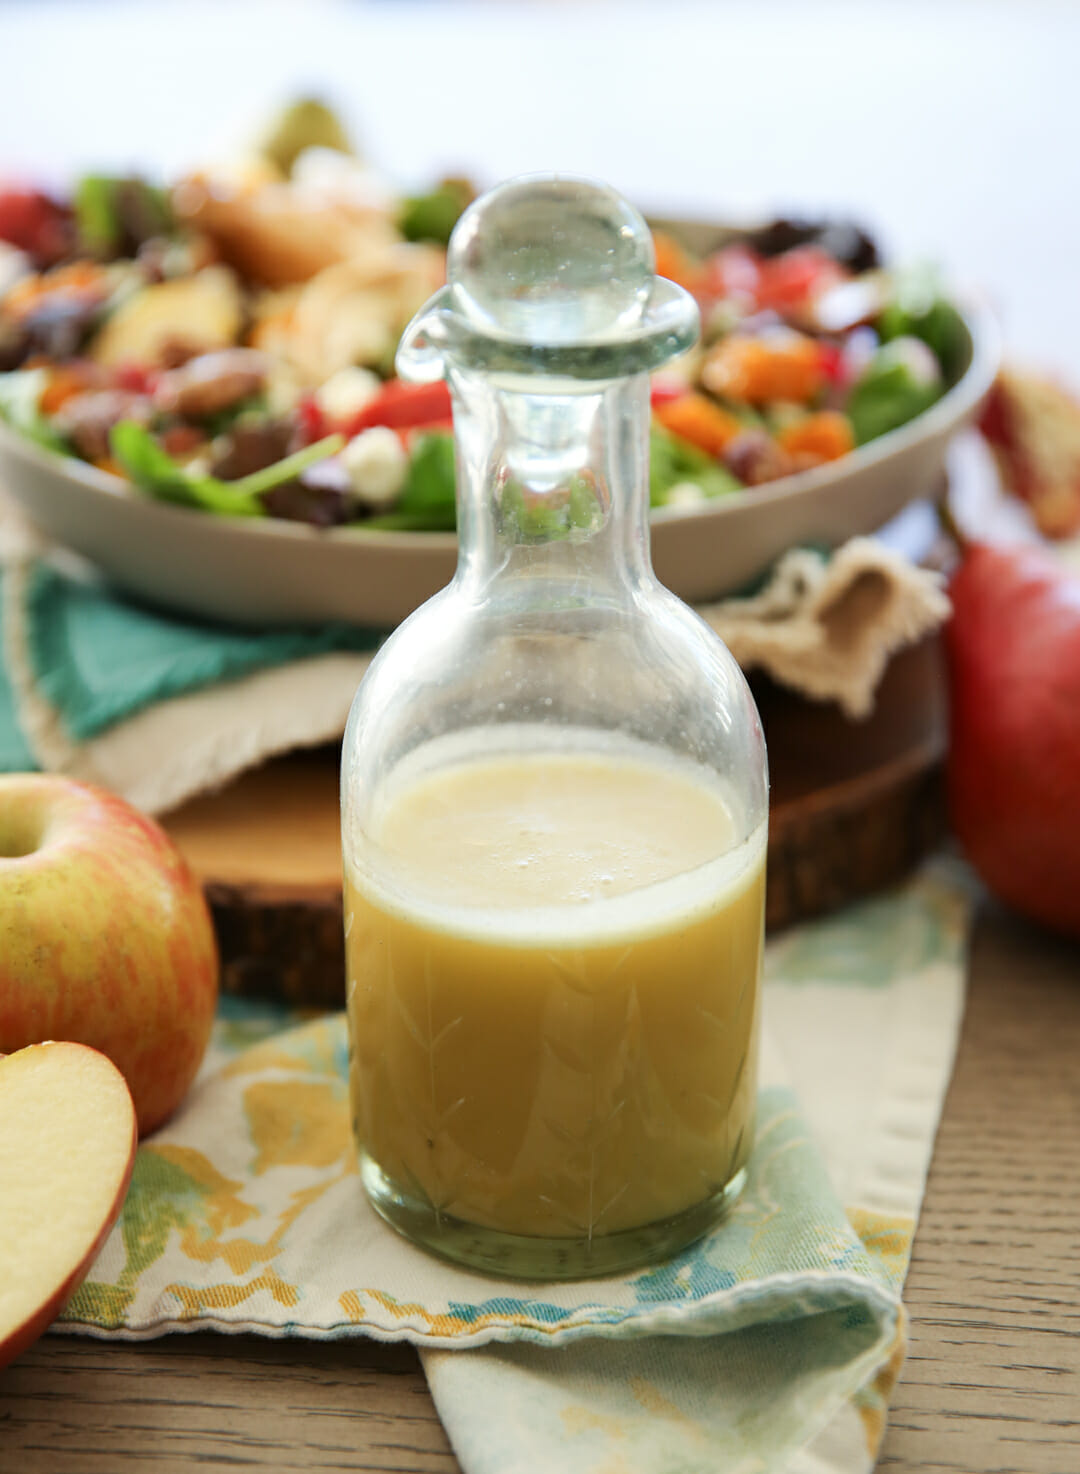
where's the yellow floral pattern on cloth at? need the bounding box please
[60,863,971,1474]
[847,1207,916,1293]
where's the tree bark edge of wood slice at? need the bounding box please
[175,635,947,1009]
[209,754,945,1009]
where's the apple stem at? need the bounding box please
[936,492,969,554]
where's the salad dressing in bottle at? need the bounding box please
[341,176,768,1278]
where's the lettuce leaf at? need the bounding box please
[110,421,343,517]
[649,425,742,505]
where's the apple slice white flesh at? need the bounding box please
[0,1042,137,1370]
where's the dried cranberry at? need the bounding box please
[113,363,158,395]
[722,430,794,487]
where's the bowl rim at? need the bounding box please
[0,298,1000,551]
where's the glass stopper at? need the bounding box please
[446,175,655,345]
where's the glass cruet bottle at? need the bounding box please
[341,175,768,1280]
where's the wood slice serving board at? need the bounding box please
[162,636,946,1008]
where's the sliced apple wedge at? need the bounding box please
[0,1042,137,1370]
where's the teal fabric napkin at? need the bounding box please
[0,558,378,811]
[18,564,378,741]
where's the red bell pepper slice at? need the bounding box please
[650,376,690,408]
[818,342,845,385]
[296,393,328,446]
[756,246,846,313]
[345,380,453,436]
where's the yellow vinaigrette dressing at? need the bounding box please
[346,733,766,1263]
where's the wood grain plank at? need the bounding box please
[880,901,1080,1474]
[1,899,1077,1472]
[0,1335,456,1472]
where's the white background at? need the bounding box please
[1,0,1076,369]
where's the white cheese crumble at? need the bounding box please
[314,365,381,424]
[665,481,708,509]
[341,427,408,507]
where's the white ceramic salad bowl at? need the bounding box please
[0,301,998,629]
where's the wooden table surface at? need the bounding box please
[2,894,1077,1474]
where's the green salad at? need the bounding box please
[0,104,969,531]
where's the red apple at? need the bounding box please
[0,1041,137,1369]
[0,775,218,1134]
[946,541,1080,938]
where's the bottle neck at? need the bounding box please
[448,368,654,603]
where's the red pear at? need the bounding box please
[946,541,1080,938]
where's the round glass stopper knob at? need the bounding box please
[447,175,655,344]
